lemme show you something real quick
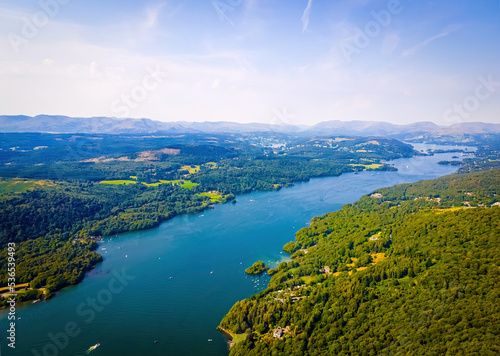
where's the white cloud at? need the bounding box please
[0,2,496,126]
[211,78,221,89]
[301,0,314,33]
[105,66,125,80]
[142,2,165,31]
[89,61,101,79]
[211,0,238,30]
[402,25,461,57]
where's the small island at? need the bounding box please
[245,261,269,275]
[438,160,462,166]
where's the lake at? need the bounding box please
[0,147,470,356]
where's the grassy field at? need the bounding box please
[371,252,386,263]
[397,276,412,287]
[142,182,161,187]
[0,179,55,195]
[159,180,199,189]
[198,191,224,202]
[204,162,218,169]
[180,165,200,174]
[232,333,248,343]
[349,163,384,170]
[300,276,316,284]
[99,179,199,189]
[99,180,137,185]
[434,207,463,214]
[0,283,29,293]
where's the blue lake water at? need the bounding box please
[0,148,469,356]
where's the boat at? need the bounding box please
[86,343,100,353]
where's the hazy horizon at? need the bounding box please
[1,0,499,126]
[2,113,500,129]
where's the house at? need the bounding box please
[320,266,331,274]
[273,327,283,338]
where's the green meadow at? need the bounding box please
[159,180,199,189]
[197,191,225,202]
[99,179,199,189]
[0,179,55,195]
[349,163,384,170]
[99,180,137,185]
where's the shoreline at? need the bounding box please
[217,327,236,348]
[0,161,414,310]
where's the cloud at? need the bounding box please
[402,24,461,57]
[301,0,313,33]
[211,0,238,30]
[142,2,166,31]
[211,78,221,89]
[43,58,55,66]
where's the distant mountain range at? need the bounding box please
[1,115,499,138]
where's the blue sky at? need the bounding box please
[0,0,499,126]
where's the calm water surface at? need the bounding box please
[1,147,471,356]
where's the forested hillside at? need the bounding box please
[219,170,500,356]
[0,133,415,306]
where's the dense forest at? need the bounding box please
[219,169,500,355]
[0,133,416,305]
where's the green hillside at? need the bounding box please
[219,170,500,356]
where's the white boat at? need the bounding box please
[86,343,100,353]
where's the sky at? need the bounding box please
[0,0,499,126]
